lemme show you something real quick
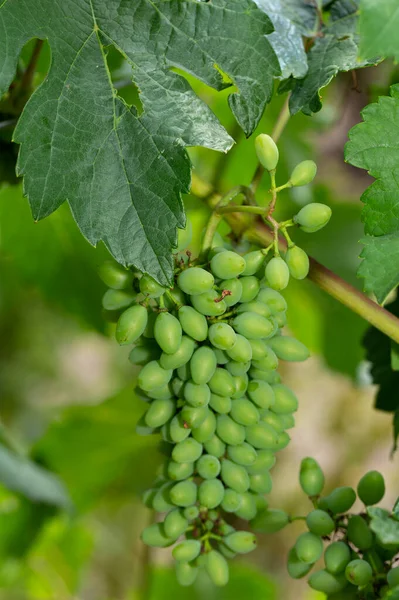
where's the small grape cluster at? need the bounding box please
[256,458,398,599]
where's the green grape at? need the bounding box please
[164,287,186,311]
[276,430,290,451]
[249,339,268,361]
[294,202,332,233]
[274,311,287,328]
[177,362,191,381]
[178,306,208,342]
[172,438,203,463]
[129,341,160,366]
[261,410,285,432]
[171,377,184,399]
[289,160,317,187]
[221,459,250,493]
[115,304,148,345]
[208,323,237,350]
[285,246,309,280]
[252,346,278,370]
[226,334,252,363]
[141,523,175,548]
[216,415,246,445]
[268,336,309,362]
[197,455,221,479]
[184,381,211,407]
[357,470,385,506]
[139,274,165,298]
[184,505,199,521]
[224,531,257,554]
[247,449,276,474]
[170,480,198,507]
[192,409,216,443]
[231,374,248,399]
[180,405,208,429]
[177,267,214,296]
[240,276,260,303]
[295,532,324,564]
[102,288,136,311]
[146,384,173,400]
[279,413,295,429]
[299,457,325,496]
[152,483,175,512]
[308,570,347,594]
[160,336,196,370]
[235,491,257,520]
[164,509,189,539]
[226,360,251,376]
[173,539,202,562]
[247,380,275,409]
[324,542,351,575]
[387,566,399,588]
[198,479,225,509]
[154,312,182,355]
[232,312,274,339]
[204,434,226,458]
[138,360,173,392]
[325,487,356,514]
[167,460,194,481]
[206,550,229,587]
[227,442,257,466]
[345,559,372,586]
[287,547,313,579]
[209,393,231,414]
[221,488,242,513]
[98,260,133,290]
[143,488,157,508]
[347,515,373,550]
[249,368,281,385]
[237,301,271,318]
[272,384,298,414]
[213,348,229,365]
[243,250,266,276]
[209,368,235,397]
[251,508,289,533]
[246,422,278,450]
[145,399,176,428]
[175,561,198,587]
[257,287,288,313]
[249,471,272,494]
[230,398,260,426]
[211,250,246,279]
[177,220,193,252]
[219,278,242,307]
[142,311,157,339]
[191,290,227,316]
[306,510,335,536]
[255,133,279,171]
[265,256,290,291]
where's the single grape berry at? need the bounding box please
[98,260,133,290]
[268,336,309,362]
[308,570,347,594]
[177,267,214,295]
[294,202,332,233]
[154,312,182,355]
[224,531,257,554]
[357,470,385,506]
[287,547,313,579]
[178,306,208,342]
[255,133,279,171]
[306,509,335,536]
[289,160,317,187]
[173,540,201,562]
[250,508,289,533]
[206,550,229,586]
[299,457,325,496]
[284,246,309,280]
[295,532,324,564]
[115,304,148,345]
[347,515,373,550]
[387,566,399,588]
[210,250,246,279]
[242,250,266,276]
[265,256,290,291]
[102,288,136,311]
[325,486,356,514]
[139,274,166,298]
[175,561,198,587]
[345,559,372,586]
[324,541,351,575]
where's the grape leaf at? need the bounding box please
[368,507,399,545]
[359,0,399,61]
[345,85,399,302]
[0,0,280,285]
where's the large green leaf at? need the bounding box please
[368,507,399,546]
[345,85,399,302]
[0,0,280,285]
[359,0,399,61]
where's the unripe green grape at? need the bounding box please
[164,509,189,539]
[345,559,372,587]
[177,220,192,252]
[255,133,279,171]
[206,550,229,587]
[387,566,399,588]
[347,515,373,550]
[265,257,290,291]
[232,491,256,520]
[357,470,385,506]
[249,368,280,385]
[192,409,216,443]
[216,414,246,446]
[247,380,275,409]
[211,250,246,279]
[287,547,313,579]
[152,482,175,512]
[173,539,201,562]
[141,523,175,548]
[209,393,231,414]
[240,276,260,303]
[247,449,276,474]
[289,160,317,187]
[221,488,242,512]
[98,260,133,290]
[177,362,191,381]
[204,434,226,458]
[115,304,148,345]
[285,246,309,280]
[260,410,285,432]
[198,478,224,509]
[213,348,229,365]
[175,561,198,587]
[191,290,227,317]
[243,250,266,276]
[275,430,290,450]
[138,361,172,392]
[209,368,235,397]
[221,459,250,493]
[249,471,272,494]
[154,312,182,355]
[102,289,136,311]
[146,383,173,400]
[184,381,211,408]
[142,487,157,508]
[219,278,242,307]
[167,460,194,481]
[252,346,278,371]
[160,336,196,370]
[230,398,260,426]
[268,336,309,362]
[171,377,184,399]
[142,311,157,339]
[224,531,257,554]
[172,438,203,463]
[274,311,287,328]
[306,510,335,536]
[295,532,324,564]
[196,455,221,479]
[246,422,278,450]
[231,374,248,399]
[309,570,347,594]
[178,306,208,342]
[177,267,214,296]
[325,487,356,514]
[226,360,251,376]
[280,413,295,429]
[249,339,268,361]
[251,508,289,533]
[208,323,237,350]
[129,341,160,366]
[225,335,252,364]
[145,399,176,428]
[180,405,208,429]
[237,301,271,318]
[227,442,257,466]
[170,480,198,507]
[139,274,165,298]
[184,505,199,521]
[324,542,351,575]
[272,384,298,414]
[232,312,274,339]
[294,202,332,233]
[300,457,325,496]
[257,287,288,313]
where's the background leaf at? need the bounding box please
[359,0,399,61]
